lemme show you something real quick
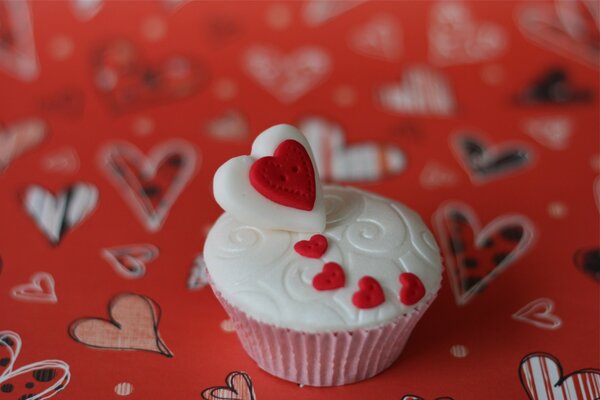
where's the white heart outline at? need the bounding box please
[214,124,326,233]
[10,272,58,303]
[512,298,563,330]
[100,244,159,279]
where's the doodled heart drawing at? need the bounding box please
[512,298,562,330]
[349,14,402,61]
[433,201,536,305]
[201,371,255,400]
[100,244,159,279]
[213,124,325,232]
[519,352,600,399]
[0,1,39,81]
[298,116,406,183]
[429,1,507,66]
[0,117,47,172]
[517,0,600,69]
[452,133,533,183]
[243,45,331,103]
[573,247,600,283]
[92,38,207,113]
[23,182,99,245]
[0,331,70,399]
[10,272,58,303]
[69,293,173,357]
[99,140,198,232]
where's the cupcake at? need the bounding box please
[204,124,442,386]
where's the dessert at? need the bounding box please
[204,124,443,386]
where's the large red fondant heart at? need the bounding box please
[352,276,385,309]
[249,139,316,211]
[312,262,345,291]
[294,234,328,258]
[399,273,425,305]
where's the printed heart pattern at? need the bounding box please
[40,87,86,119]
[302,0,365,26]
[298,116,406,183]
[399,273,425,306]
[352,276,385,309]
[452,133,533,183]
[243,45,331,103]
[0,1,39,80]
[69,293,173,357]
[312,262,345,291]
[349,14,402,61]
[206,109,248,141]
[100,140,198,232]
[519,352,600,399]
[249,139,316,211]
[433,201,536,305]
[517,68,593,105]
[0,117,47,172]
[100,244,159,279]
[377,66,455,116]
[512,298,562,330]
[402,396,454,400]
[201,371,255,400]
[92,38,206,113]
[574,247,600,283]
[213,124,325,232]
[23,182,99,245]
[187,253,209,290]
[71,0,103,21]
[10,272,58,303]
[40,147,80,173]
[419,161,460,189]
[522,116,572,150]
[0,331,70,399]
[429,1,507,66]
[517,1,600,69]
[294,234,328,258]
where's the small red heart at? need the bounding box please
[399,273,425,305]
[352,276,385,309]
[312,262,345,291]
[294,234,328,258]
[249,139,316,211]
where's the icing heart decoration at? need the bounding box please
[249,139,316,210]
[433,201,536,305]
[10,272,58,303]
[100,244,159,279]
[0,331,71,399]
[519,352,600,399]
[69,293,173,357]
[214,124,325,232]
[312,262,345,291]
[352,276,385,309]
[295,234,328,258]
[512,298,562,330]
[201,371,255,400]
[399,273,425,306]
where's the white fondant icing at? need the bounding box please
[204,185,442,332]
[213,124,326,233]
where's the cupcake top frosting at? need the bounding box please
[204,185,442,332]
[205,124,442,332]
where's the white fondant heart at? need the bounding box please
[213,124,326,233]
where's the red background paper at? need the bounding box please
[0,1,598,399]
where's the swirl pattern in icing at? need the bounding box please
[204,185,442,332]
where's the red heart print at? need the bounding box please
[399,273,425,306]
[294,234,328,258]
[352,276,385,309]
[312,262,345,291]
[249,139,316,210]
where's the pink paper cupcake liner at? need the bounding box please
[212,288,437,387]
